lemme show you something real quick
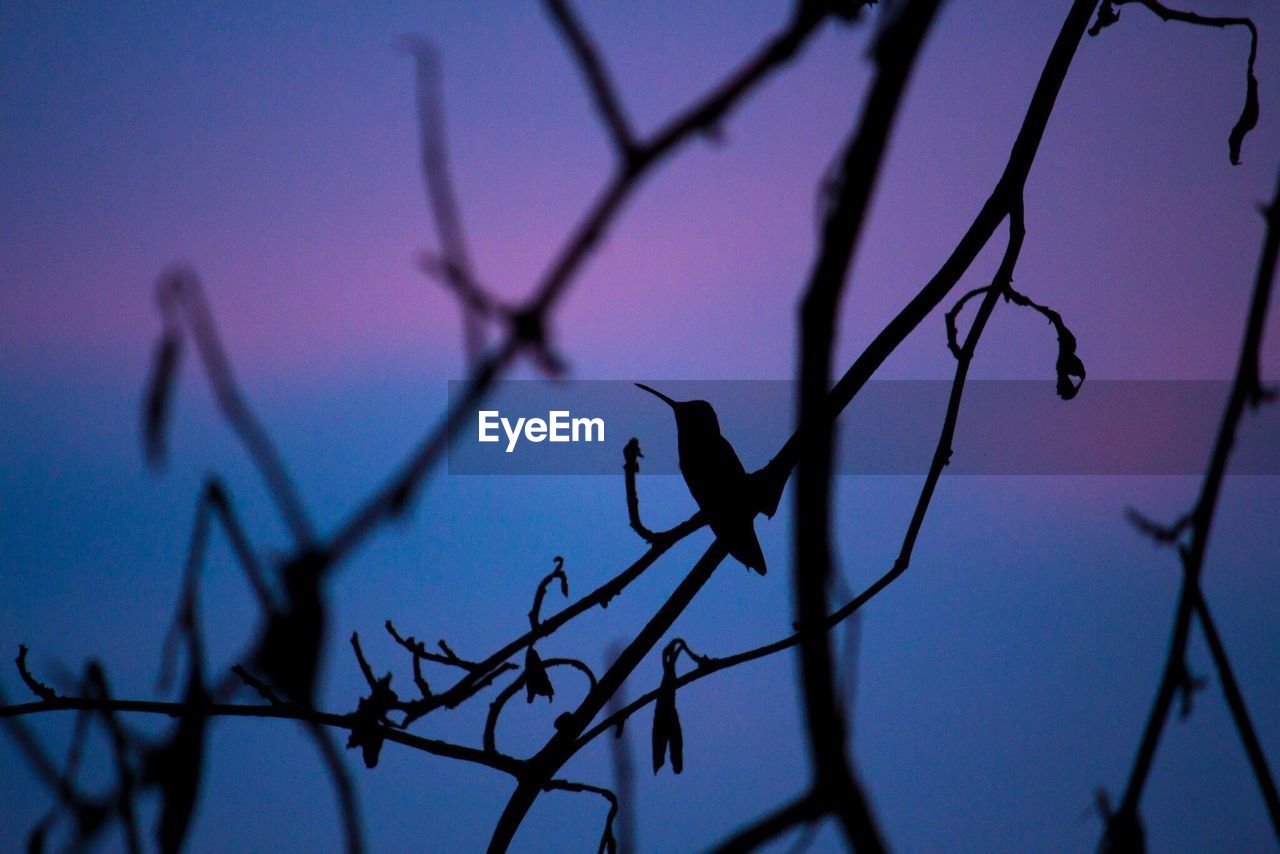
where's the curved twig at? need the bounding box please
[529,557,569,630]
[483,658,598,756]
[544,779,621,854]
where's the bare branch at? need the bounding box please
[1109,0,1259,164]
[1125,507,1192,545]
[304,720,364,854]
[231,665,283,706]
[350,633,378,690]
[544,779,621,854]
[483,657,597,755]
[706,790,822,854]
[326,1,830,564]
[1109,166,1280,847]
[753,0,1101,516]
[488,541,729,851]
[399,36,488,364]
[578,200,1029,757]
[150,268,316,547]
[543,0,637,156]
[792,3,940,847]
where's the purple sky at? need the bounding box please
[3,2,1280,851]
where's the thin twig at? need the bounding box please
[153,268,316,547]
[544,779,622,854]
[1108,166,1280,846]
[706,791,822,854]
[529,556,569,630]
[577,199,1026,755]
[1103,0,1259,164]
[487,542,729,852]
[400,37,488,364]
[543,0,637,156]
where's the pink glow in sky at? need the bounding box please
[4,2,1279,388]
[4,4,1280,851]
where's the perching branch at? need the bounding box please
[12,0,1280,850]
[578,198,1028,762]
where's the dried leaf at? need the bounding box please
[651,679,683,774]
[1055,325,1086,400]
[524,647,554,703]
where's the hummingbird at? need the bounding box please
[636,384,766,575]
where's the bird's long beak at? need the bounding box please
[635,383,677,407]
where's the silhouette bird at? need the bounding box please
[636,384,766,575]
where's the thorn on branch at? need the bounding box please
[1173,659,1208,720]
[16,645,57,702]
[1125,507,1191,545]
[385,621,484,674]
[1249,383,1279,409]
[231,665,283,706]
[383,621,435,697]
[826,0,877,25]
[1088,1,1120,36]
[142,323,183,468]
[437,638,461,662]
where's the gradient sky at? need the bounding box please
[3,1,1280,851]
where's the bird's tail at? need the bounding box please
[727,528,767,576]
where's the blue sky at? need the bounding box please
[3,1,1280,850]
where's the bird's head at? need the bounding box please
[635,384,721,435]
